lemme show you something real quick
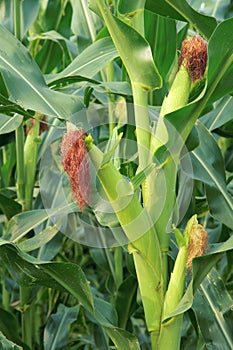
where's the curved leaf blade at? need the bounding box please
[0,239,94,312]
[44,304,79,350]
[200,96,233,131]
[145,0,217,38]
[46,37,119,83]
[0,331,23,350]
[0,24,82,118]
[190,122,233,229]
[0,114,23,134]
[94,0,162,90]
[193,269,233,350]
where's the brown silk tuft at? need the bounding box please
[61,129,90,211]
[179,36,208,82]
[187,223,208,270]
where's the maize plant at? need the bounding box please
[0,1,232,349]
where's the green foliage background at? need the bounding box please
[0,0,232,349]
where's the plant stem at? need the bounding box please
[157,246,187,349]
[114,246,123,288]
[132,83,151,172]
[14,0,23,40]
[15,124,25,208]
[106,61,115,136]
[86,139,163,332]
[145,63,192,290]
[1,275,10,311]
[14,0,25,208]
[20,286,32,348]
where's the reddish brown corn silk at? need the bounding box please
[61,129,90,211]
[179,35,208,82]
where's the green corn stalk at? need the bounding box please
[157,215,197,349]
[85,135,164,339]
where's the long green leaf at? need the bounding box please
[18,226,59,252]
[93,0,162,90]
[200,96,233,131]
[0,332,23,350]
[193,269,233,350]
[0,114,23,134]
[0,239,140,349]
[0,308,29,350]
[70,0,102,46]
[145,0,217,38]
[0,239,94,312]
[7,209,49,242]
[189,122,233,229]
[44,304,79,350]
[46,37,119,83]
[0,0,39,37]
[0,24,82,119]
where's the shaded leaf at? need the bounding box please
[0,0,39,37]
[46,37,119,83]
[0,308,29,350]
[189,122,233,229]
[193,269,233,350]
[0,192,21,220]
[93,297,141,349]
[115,275,138,329]
[18,226,59,252]
[7,209,49,242]
[0,114,23,134]
[0,239,94,312]
[44,304,79,350]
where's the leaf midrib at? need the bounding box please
[0,55,61,117]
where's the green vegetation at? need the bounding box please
[0,1,232,349]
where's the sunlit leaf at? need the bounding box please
[92,0,162,90]
[46,37,118,83]
[0,24,82,119]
